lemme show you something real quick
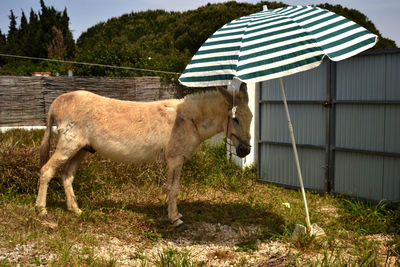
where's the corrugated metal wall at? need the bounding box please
[258,60,329,192]
[333,50,400,201]
[258,49,400,202]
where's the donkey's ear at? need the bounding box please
[239,83,249,104]
[216,86,233,108]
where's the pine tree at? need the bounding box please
[17,11,29,55]
[0,29,5,47]
[7,10,18,43]
[27,8,40,57]
[61,8,75,58]
[37,0,52,58]
[0,28,6,59]
[19,11,28,32]
[0,29,6,65]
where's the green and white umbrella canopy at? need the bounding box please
[179,5,378,87]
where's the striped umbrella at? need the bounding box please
[179,5,378,233]
[179,5,377,87]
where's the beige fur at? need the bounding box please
[36,86,253,227]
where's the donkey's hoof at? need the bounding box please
[36,206,48,216]
[178,213,185,222]
[171,218,187,231]
[172,218,185,229]
[67,206,82,216]
[75,209,82,216]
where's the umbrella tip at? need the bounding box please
[263,5,268,11]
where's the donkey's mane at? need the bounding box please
[184,90,221,103]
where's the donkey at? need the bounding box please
[36,84,252,228]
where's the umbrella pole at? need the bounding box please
[279,78,311,230]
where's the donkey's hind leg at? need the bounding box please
[61,150,87,215]
[167,156,185,228]
[36,138,83,215]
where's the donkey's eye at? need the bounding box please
[233,118,239,125]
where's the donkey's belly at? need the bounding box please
[91,138,166,163]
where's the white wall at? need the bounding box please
[0,126,47,133]
[243,82,256,167]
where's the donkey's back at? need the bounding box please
[46,90,181,164]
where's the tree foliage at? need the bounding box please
[0,1,397,77]
[74,1,397,78]
[0,0,75,75]
[74,1,288,78]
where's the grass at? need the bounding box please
[153,248,204,267]
[235,239,259,253]
[0,129,399,266]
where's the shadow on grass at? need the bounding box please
[91,198,285,241]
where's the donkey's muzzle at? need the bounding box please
[236,142,251,158]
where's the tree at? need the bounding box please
[26,8,40,57]
[47,26,65,59]
[7,10,18,45]
[0,29,6,65]
[17,11,29,55]
[61,8,75,58]
[19,11,28,32]
[0,1,75,75]
[0,29,6,47]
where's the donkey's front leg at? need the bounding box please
[166,157,184,228]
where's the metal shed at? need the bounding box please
[257,48,400,202]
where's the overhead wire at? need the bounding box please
[0,53,182,75]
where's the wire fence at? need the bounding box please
[0,53,182,76]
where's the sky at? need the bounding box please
[0,0,399,47]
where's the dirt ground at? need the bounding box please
[1,221,398,266]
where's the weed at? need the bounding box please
[131,250,150,262]
[48,240,119,267]
[235,256,249,267]
[57,238,73,266]
[338,199,389,234]
[312,249,352,266]
[30,254,48,266]
[261,227,281,241]
[388,235,400,254]
[143,229,162,243]
[0,257,13,267]
[153,248,204,267]
[357,250,378,266]
[351,237,380,266]
[292,230,317,251]
[236,239,259,253]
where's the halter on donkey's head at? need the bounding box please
[225,78,251,159]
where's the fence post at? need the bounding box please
[325,60,337,193]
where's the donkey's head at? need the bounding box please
[217,84,253,158]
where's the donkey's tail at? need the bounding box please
[40,107,54,167]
